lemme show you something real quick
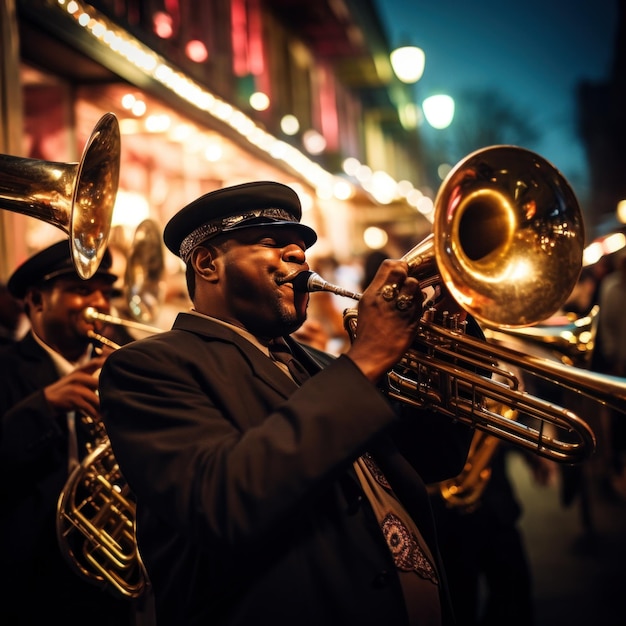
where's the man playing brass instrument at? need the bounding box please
[99,181,475,626]
[0,240,138,625]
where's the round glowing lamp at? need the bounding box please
[390,46,426,83]
[422,95,455,129]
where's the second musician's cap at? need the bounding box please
[7,239,117,299]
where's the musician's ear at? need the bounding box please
[190,245,219,281]
[24,286,43,313]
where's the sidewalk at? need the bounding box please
[509,451,626,626]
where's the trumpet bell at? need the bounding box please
[0,112,120,279]
[431,146,584,328]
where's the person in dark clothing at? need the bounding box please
[0,281,25,345]
[428,441,554,626]
[0,240,146,625]
[593,250,626,499]
[98,180,475,626]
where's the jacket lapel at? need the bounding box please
[171,313,305,396]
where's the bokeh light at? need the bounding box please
[390,46,426,83]
[422,94,455,129]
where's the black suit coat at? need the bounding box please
[0,333,134,624]
[100,312,473,626]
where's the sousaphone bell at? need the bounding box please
[0,112,121,279]
[294,146,626,463]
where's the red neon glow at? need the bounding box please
[247,0,264,76]
[231,0,248,77]
[317,64,338,151]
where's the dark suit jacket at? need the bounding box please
[0,333,133,625]
[99,312,473,626]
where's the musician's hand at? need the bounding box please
[345,259,424,382]
[43,356,106,416]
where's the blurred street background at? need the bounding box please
[511,444,626,626]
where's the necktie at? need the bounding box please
[269,339,311,385]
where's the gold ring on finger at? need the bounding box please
[395,295,415,311]
[380,284,398,301]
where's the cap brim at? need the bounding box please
[41,268,119,285]
[9,267,118,299]
[219,220,317,247]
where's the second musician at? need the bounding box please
[0,240,140,625]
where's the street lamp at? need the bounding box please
[422,94,455,129]
[390,45,426,84]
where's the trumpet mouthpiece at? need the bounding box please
[291,271,317,293]
[290,271,361,301]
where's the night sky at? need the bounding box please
[374,0,618,205]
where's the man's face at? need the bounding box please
[209,227,311,338]
[29,274,116,357]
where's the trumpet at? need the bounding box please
[293,146,626,464]
[84,306,164,336]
